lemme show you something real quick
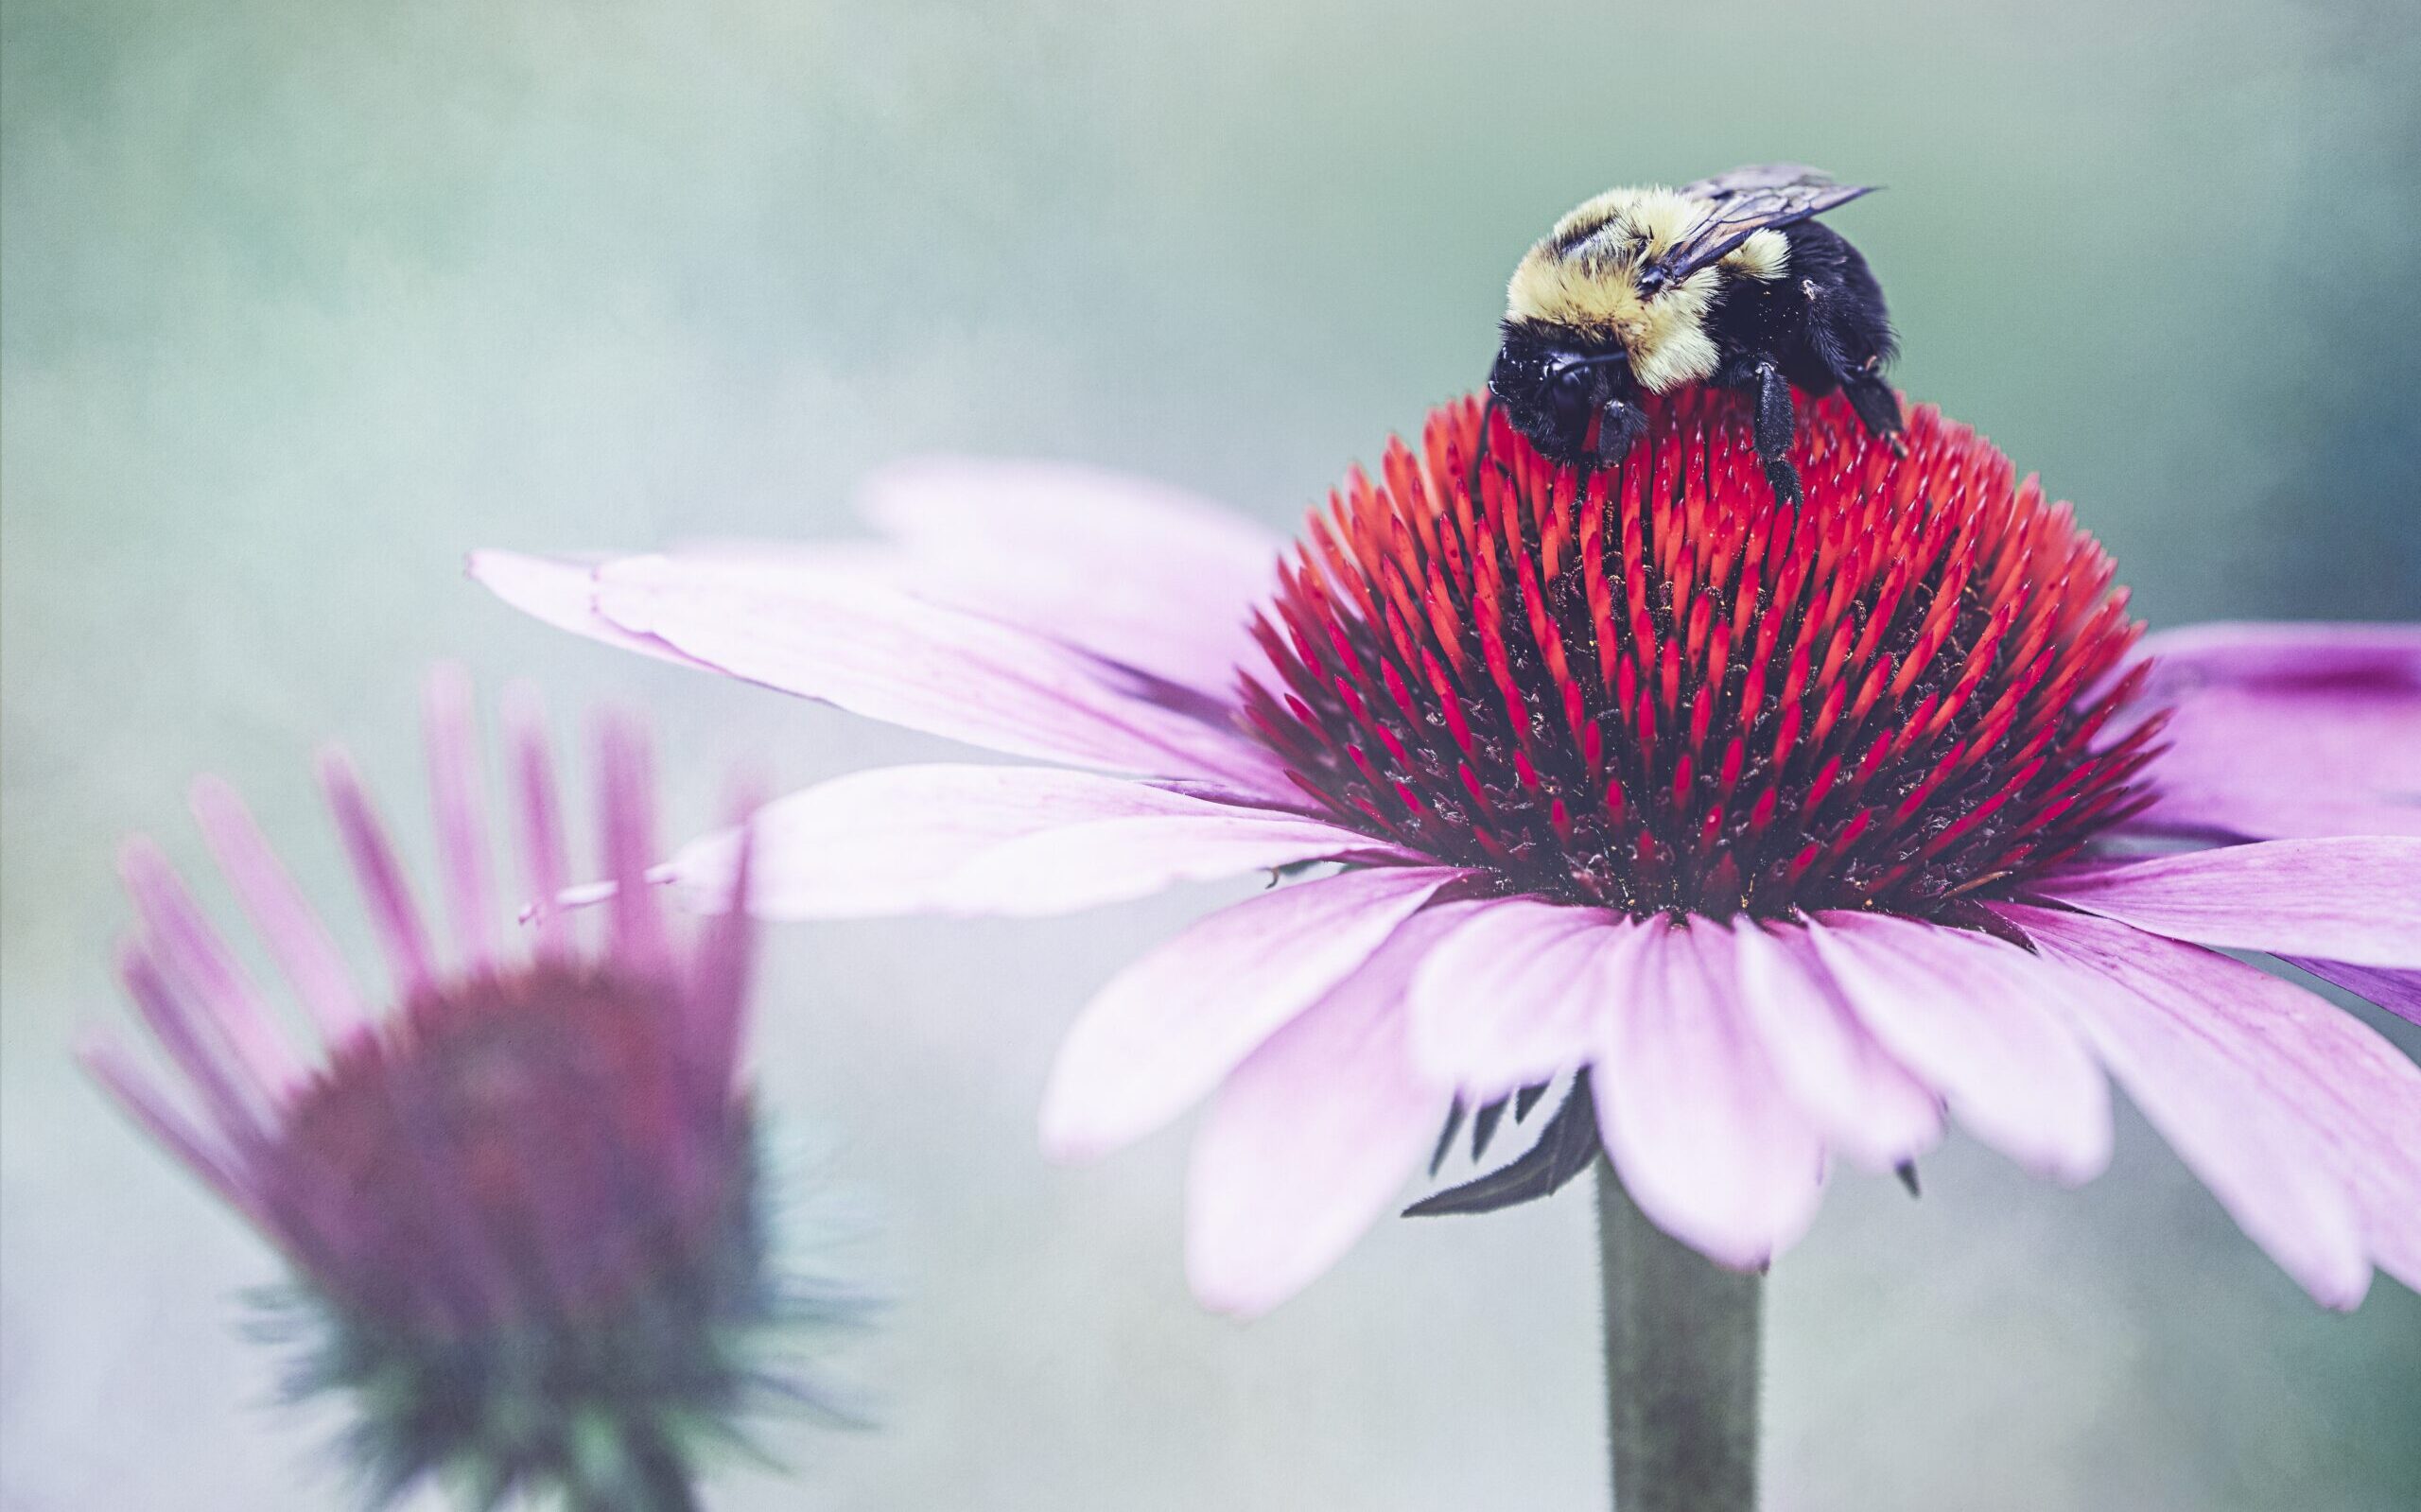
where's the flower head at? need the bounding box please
[85,670,852,1507]
[476,391,2421,1319]
[1245,391,2156,919]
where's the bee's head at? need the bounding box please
[1490,323,1636,466]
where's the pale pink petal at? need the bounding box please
[1805,913,2111,1183]
[2282,957,2421,1028]
[2115,622,2421,842]
[1185,907,1462,1318]
[2135,620,2421,684]
[1406,898,1641,1100]
[1039,866,1470,1162]
[589,553,1285,792]
[1730,920,1942,1172]
[465,550,708,670]
[2036,839,2421,967]
[423,666,499,971]
[188,777,365,1044]
[1591,918,1826,1269]
[667,764,1385,919]
[858,458,1281,696]
[2005,906,2413,1303]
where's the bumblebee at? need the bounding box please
[1489,163,1902,503]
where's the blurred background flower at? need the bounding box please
[5,1,2417,1508]
[80,669,864,1508]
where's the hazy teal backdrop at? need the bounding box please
[6,2,2417,1507]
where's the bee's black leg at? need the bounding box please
[1750,360,1803,505]
[1594,397,1646,466]
[1841,365,1907,457]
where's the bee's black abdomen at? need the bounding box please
[1707,219,1899,438]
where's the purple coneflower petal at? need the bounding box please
[1039,866,1468,1163]
[189,776,366,1044]
[119,839,302,1097]
[598,717,671,982]
[465,551,713,671]
[502,685,575,961]
[2006,905,2421,1303]
[115,941,272,1145]
[78,1029,258,1215]
[424,666,500,971]
[856,458,1280,697]
[1591,919,1825,1269]
[1730,922,1942,1173]
[1406,898,1637,1101]
[1806,914,2111,1184]
[1184,908,1456,1319]
[2282,957,2421,1028]
[318,749,440,1000]
[2116,622,2421,842]
[2035,838,2421,967]
[668,763,1387,919]
[584,553,1286,793]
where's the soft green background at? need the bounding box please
[6,1,2417,1507]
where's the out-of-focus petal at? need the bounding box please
[1039,867,1468,1163]
[1184,907,1462,1318]
[2005,905,2415,1303]
[1591,919,1826,1270]
[668,764,1392,919]
[2282,957,2421,1029]
[2134,621,2421,684]
[2116,621,2421,841]
[1730,920,1942,1172]
[587,553,1286,792]
[2036,839,2421,967]
[857,458,1280,697]
[465,551,709,670]
[1406,897,1641,1100]
[1806,913,2111,1184]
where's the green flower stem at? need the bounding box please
[1594,1156,1763,1512]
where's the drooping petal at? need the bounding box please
[857,458,1281,696]
[1590,919,1827,1270]
[1730,920,1942,1172]
[1406,897,1642,1100]
[501,684,575,962]
[1805,913,2111,1184]
[668,764,1389,919]
[2034,839,2421,967]
[2283,957,2421,1029]
[318,749,439,1001]
[119,839,302,1098]
[2004,905,2413,1303]
[2117,622,2421,841]
[1039,866,1469,1162]
[1184,907,1463,1318]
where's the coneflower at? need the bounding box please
[479,391,2419,1509]
[84,670,862,1511]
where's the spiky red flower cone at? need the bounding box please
[1244,389,2164,925]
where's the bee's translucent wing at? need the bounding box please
[1642,164,1877,289]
